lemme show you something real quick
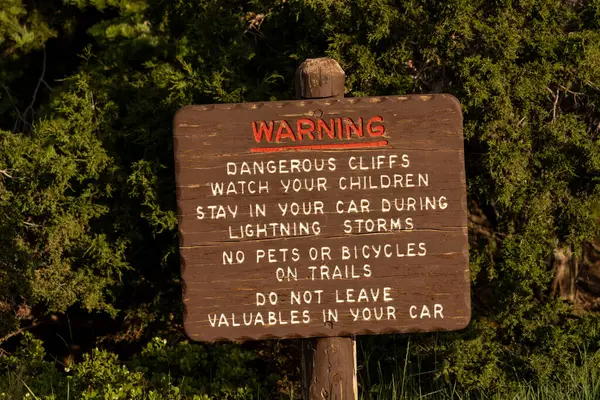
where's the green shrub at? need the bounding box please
[0,334,276,399]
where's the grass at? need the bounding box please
[357,337,600,400]
[2,335,600,399]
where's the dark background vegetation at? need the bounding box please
[1,0,599,398]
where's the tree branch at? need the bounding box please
[547,86,559,120]
[2,84,30,132]
[0,320,40,345]
[22,47,48,127]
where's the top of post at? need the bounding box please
[295,58,345,99]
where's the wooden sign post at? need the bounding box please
[296,58,357,400]
[173,58,470,399]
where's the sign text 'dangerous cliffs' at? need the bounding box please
[173,95,470,342]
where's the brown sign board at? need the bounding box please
[173,95,470,342]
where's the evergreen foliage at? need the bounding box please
[0,0,599,397]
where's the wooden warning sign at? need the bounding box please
[174,95,470,342]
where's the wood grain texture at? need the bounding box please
[173,94,470,342]
[302,337,357,400]
[295,58,345,99]
[298,57,356,400]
